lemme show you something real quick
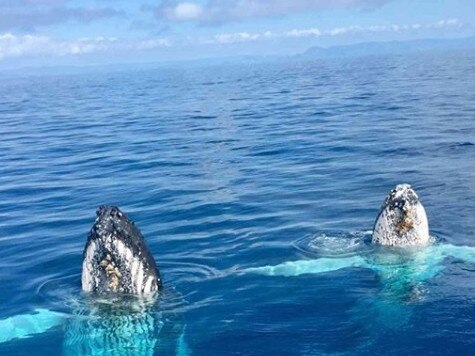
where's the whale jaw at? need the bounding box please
[372,184,429,247]
[81,206,161,296]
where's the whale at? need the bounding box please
[82,205,161,295]
[372,184,429,246]
[0,206,188,355]
[246,184,475,300]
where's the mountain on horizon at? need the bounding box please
[300,36,475,58]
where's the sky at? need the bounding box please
[0,0,474,68]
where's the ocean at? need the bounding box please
[1,50,474,355]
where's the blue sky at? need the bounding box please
[1,0,474,67]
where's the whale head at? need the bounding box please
[372,184,429,246]
[81,206,161,296]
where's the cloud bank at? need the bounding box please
[0,18,467,60]
[0,33,170,60]
[153,0,393,23]
[210,18,464,44]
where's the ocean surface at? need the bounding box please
[1,50,475,355]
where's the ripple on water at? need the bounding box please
[293,231,373,257]
[161,260,225,285]
[36,272,188,315]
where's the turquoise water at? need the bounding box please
[1,51,475,355]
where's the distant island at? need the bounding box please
[299,36,475,58]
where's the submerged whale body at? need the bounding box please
[82,205,161,295]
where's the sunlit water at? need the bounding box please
[1,51,475,355]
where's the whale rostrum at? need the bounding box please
[372,184,429,246]
[82,205,161,296]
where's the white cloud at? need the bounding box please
[285,28,321,38]
[165,2,204,21]
[214,32,260,44]
[58,37,118,55]
[327,27,346,36]
[0,33,171,60]
[428,18,462,29]
[209,29,275,44]
[137,38,172,50]
[0,33,52,59]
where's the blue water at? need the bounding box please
[1,51,475,355]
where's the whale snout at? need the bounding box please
[82,205,161,296]
[373,184,429,246]
[385,184,419,209]
[96,205,124,220]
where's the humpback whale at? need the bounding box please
[246,184,475,299]
[372,184,429,246]
[82,205,161,295]
[0,206,188,355]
